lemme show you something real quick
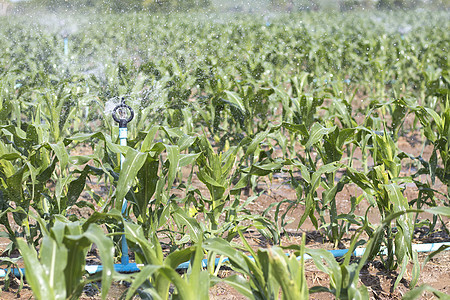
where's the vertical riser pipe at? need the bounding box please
[112,98,134,266]
[64,37,69,57]
[119,125,129,265]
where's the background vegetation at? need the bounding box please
[6,0,450,13]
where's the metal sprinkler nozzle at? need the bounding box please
[112,98,134,128]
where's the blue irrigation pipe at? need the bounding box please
[176,241,450,269]
[1,242,448,277]
[112,98,134,266]
[64,36,69,57]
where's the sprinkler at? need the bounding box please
[112,97,134,133]
[112,97,134,265]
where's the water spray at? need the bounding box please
[112,97,134,265]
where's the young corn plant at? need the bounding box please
[358,207,450,292]
[392,97,449,207]
[347,164,418,289]
[17,217,115,300]
[0,123,52,248]
[113,126,199,240]
[223,84,274,137]
[122,221,211,300]
[282,121,358,245]
[189,135,279,243]
[306,249,369,299]
[203,232,309,300]
[421,100,450,191]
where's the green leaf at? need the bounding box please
[172,207,202,243]
[403,284,449,300]
[125,265,162,300]
[245,129,270,157]
[75,224,115,300]
[177,134,197,151]
[0,153,22,160]
[305,123,336,149]
[124,222,162,265]
[17,238,54,300]
[306,249,342,297]
[203,238,247,273]
[187,242,208,300]
[268,247,305,299]
[116,148,148,208]
[40,236,67,300]
[282,122,309,137]
[69,155,95,165]
[67,166,90,206]
[248,161,283,176]
[425,206,450,217]
[425,108,443,132]
[135,156,159,218]
[179,153,201,168]
[158,266,194,300]
[430,149,437,184]
[212,275,254,299]
[140,126,159,152]
[66,132,123,154]
[49,141,69,171]
[164,247,196,270]
[224,91,245,112]
[165,145,180,191]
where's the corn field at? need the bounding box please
[0,8,449,300]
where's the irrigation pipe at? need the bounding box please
[112,98,134,266]
[176,241,450,269]
[64,36,69,57]
[1,242,448,277]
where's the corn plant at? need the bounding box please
[17,217,115,300]
[421,101,450,190]
[347,165,418,289]
[306,249,369,299]
[122,221,211,300]
[282,121,358,245]
[113,126,201,240]
[188,134,280,243]
[203,232,309,300]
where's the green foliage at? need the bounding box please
[0,8,449,299]
[143,0,211,12]
[307,248,369,299]
[377,0,422,9]
[203,233,309,300]
[123,221,212,299]
[17,218,115,300]
[19,0,211,13]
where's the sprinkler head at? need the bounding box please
[112,98,134,128]
[60,30,69,39]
